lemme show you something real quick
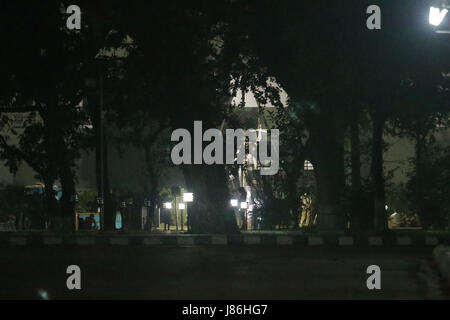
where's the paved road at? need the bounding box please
[0,246,448,299]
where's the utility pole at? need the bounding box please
[174,196,178,231]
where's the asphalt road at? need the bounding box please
[0,245,449,299]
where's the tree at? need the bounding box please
[224,0,449,231]
[91,1,239,233]
[0,2,92,230]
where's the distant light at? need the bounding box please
[179,203,185,210]
[164,202,172,209]
[231,199,238,207]
[429,7,448,26]
[304,160,314,171]
[240,202,248,209]
[37,289,49,300]
[183,192,194,202]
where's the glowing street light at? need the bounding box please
[231,199,238,207]
[429,6,448,26]
[183,192,193,202]
[164,202,172,209]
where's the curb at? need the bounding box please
[433,245,450,285]
[2,234,449,247]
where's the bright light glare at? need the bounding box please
[179,203,185,210]
[429,7,448,26]
[164,202,172,209]
[240,202,248,209]
[183,192,194,202]
[231,199,238,207]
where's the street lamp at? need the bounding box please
[164,202,172,209]
[183,192,193,202]
[429,6,448,26]
[231,199,238,207]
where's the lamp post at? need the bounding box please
[163,202,172,231]
[179,202,185,231]
[145,198,152,231]
[230,199,239,229]
[240,201,248,230]
[183,192,194,231]
[127,198,133,230]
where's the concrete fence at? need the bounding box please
[1,233,449,247]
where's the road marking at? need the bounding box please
[211,235,227,245]
[397,236,412,246]
[43,237,62,245]
[76,237,95,245]
[368,236,383,246]
[308,236,324,246]
[110,237,129,245]
[177,236,195,245]
[143,237,163,245]
[339,236,354,246]
[243,235,261,245]
[276,236,293,245]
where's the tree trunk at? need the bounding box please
[371,113,387,232]
[308,116,345,230]
[148,190,158,231]
[95,130,114,230]
[182,164,239,234]
[351,119,361,191]
[414,134,427,228]
[350,115,364,230]
[144,145,160,231]
[59,166,76,232]
[43,175,58,230]
[102,137,115,231]
[286,161,303,228]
